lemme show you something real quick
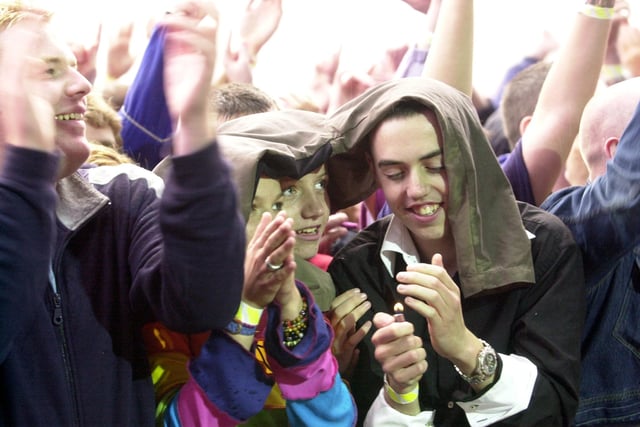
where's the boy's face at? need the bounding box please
[246,177,282,243]
[247,165,330,260]
[0,18,92,178]
[371,113,450,244]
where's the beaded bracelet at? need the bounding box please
[383,374,419,405]
[282,295,308,348]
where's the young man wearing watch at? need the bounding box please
[326,78,585,427]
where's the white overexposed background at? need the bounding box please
[35,0,640,104]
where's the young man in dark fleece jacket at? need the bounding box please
[0,2,245,426]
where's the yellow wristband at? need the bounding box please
[234,301,264,326]
[580,4,614,19]
[383,374,419,405]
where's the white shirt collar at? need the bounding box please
[379,215,536,277]
[380,215,420,277]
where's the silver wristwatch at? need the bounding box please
[454,339,498,385]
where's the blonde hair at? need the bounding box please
[86,143,134,167]
[85,93,123,149]
[0,2,51,30]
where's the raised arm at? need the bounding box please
[542,84,640,272]
[521,0,615,205]
[0,16,58,362]
[161,5,218,156]
[421,0,473,96]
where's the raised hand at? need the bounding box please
[0,16,56,156]
[222,36,253,84]
[160,0,219,155]
[237,0,283,60]
[371,312,426,413]
[396,254,476,363]
[328,288,372,377]
[69,23,101,84]
[106,21,135,80]
[318,211,350,255]
[243,211,296,309]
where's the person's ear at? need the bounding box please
[519,115,533,139]
[604,137,619,160]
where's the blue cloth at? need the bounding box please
[541,99,640,426]
[499,140,536,205]
[119,26,173,169]
[188,330,274,421]
[0,147,57,363]
[286,372,356,427]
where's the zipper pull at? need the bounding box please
[52,292,63,326]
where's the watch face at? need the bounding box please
[482,351,498,376]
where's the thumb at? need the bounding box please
[431,253,444,268]
[373,312,394,329]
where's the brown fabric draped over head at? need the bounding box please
[216,109,338,221]
[326,77,535,297]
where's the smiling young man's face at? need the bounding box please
[1,17,92,178]
[371,112,450,246]
[246,166,330,260]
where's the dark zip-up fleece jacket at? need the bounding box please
[0,143,245,427]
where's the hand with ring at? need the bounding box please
[243,211,296,308]
[265,258,284,272]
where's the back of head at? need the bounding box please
[86,143,134,167]
[579,76,640,179]
[500,61,552,148]
[212,82,278,124]
[85,93,123,149]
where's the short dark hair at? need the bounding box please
[500,61,552,148]
[211,83,278,122]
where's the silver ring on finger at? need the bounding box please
[265,258,284,272]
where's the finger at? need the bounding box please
[397,290,441,325]
[330,288,361,311]
[254,212,288,248]
[431,253,443,268]
[375,334,423,365]
[371,320,415,349]
[263,218,295,255]
[92,23,103,51]
[383,347,427,378]
[322,226,348,243]
[349,298,372,323]
[264,234,295,270]
[329,291,369,325]
[398,269,459,310]
[346,320,372,348]
[403,258,458,294]
[387,358,428,389]
[325,212,349,228]
[396,282,445,312]
[248,212,273,246]
[372,312,394,329]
